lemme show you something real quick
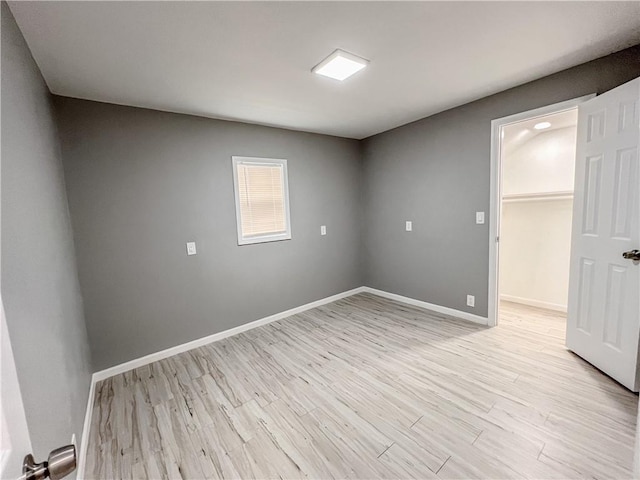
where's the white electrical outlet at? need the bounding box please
[405,221,412,232]
[186,242,197,256]
[467,295,475,307]
[321,225,327,236]
[476,212,485,224]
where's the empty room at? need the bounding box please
[2,2,640,479]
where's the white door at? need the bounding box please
[0,296,32,479]
[567,77,640,392]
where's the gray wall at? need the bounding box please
[1,2,92,460]
[36,37,640,376]
[361,45,640,317]
[55,98,363,370]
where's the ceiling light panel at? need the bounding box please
[534,121,551,130]
[312,49,368,81]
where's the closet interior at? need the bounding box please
[499,109,578,313]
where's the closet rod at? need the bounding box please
[502,191,573,203]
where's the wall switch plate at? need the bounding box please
[467,295,475,307]
[405,221,412,232]
[320,225,327,236]
[186,242,197,256]
[476,211,485,224]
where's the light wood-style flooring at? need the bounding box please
[85,294,638,479]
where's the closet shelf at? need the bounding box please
[502,191,574,203]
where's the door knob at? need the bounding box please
[23,445,76,480]
[622,250,640,262]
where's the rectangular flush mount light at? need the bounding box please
[312,49,368,81]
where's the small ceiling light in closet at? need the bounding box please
[534,122,551,130]
[312,49,368,81]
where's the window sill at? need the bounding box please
[237,234,292,246]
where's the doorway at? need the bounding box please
[487,95,595,327]
[500,108,578,321]
[490,78,640,392]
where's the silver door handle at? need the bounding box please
[22,445,76,480]
[622,250,640,262]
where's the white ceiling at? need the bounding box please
[9,1,640,139]
[502,109,578,157]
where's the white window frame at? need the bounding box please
[232,156,292,246]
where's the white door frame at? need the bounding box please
[0,296,32,478]
[487,94,596,327]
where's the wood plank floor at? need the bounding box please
[85,294,638,479]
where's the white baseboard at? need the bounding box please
[78,284,486,477]
[500,294,567,313]
[92,286,366,383]
[78,286,365,478]
[362,287,489,326]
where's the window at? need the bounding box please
[232,156,291,245]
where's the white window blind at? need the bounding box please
[232,157,291,245]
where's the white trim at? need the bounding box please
[77,285,489,474]
[488,94,595,328]
[92,287,365,383]
[231,156,292,246]
[0,298,32,479]
[362,287,488,326]
[78,286,366,478]
[500,294,567,313]
[635,391,640,479]
[90,285,488,383]
[76,377,96,480]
